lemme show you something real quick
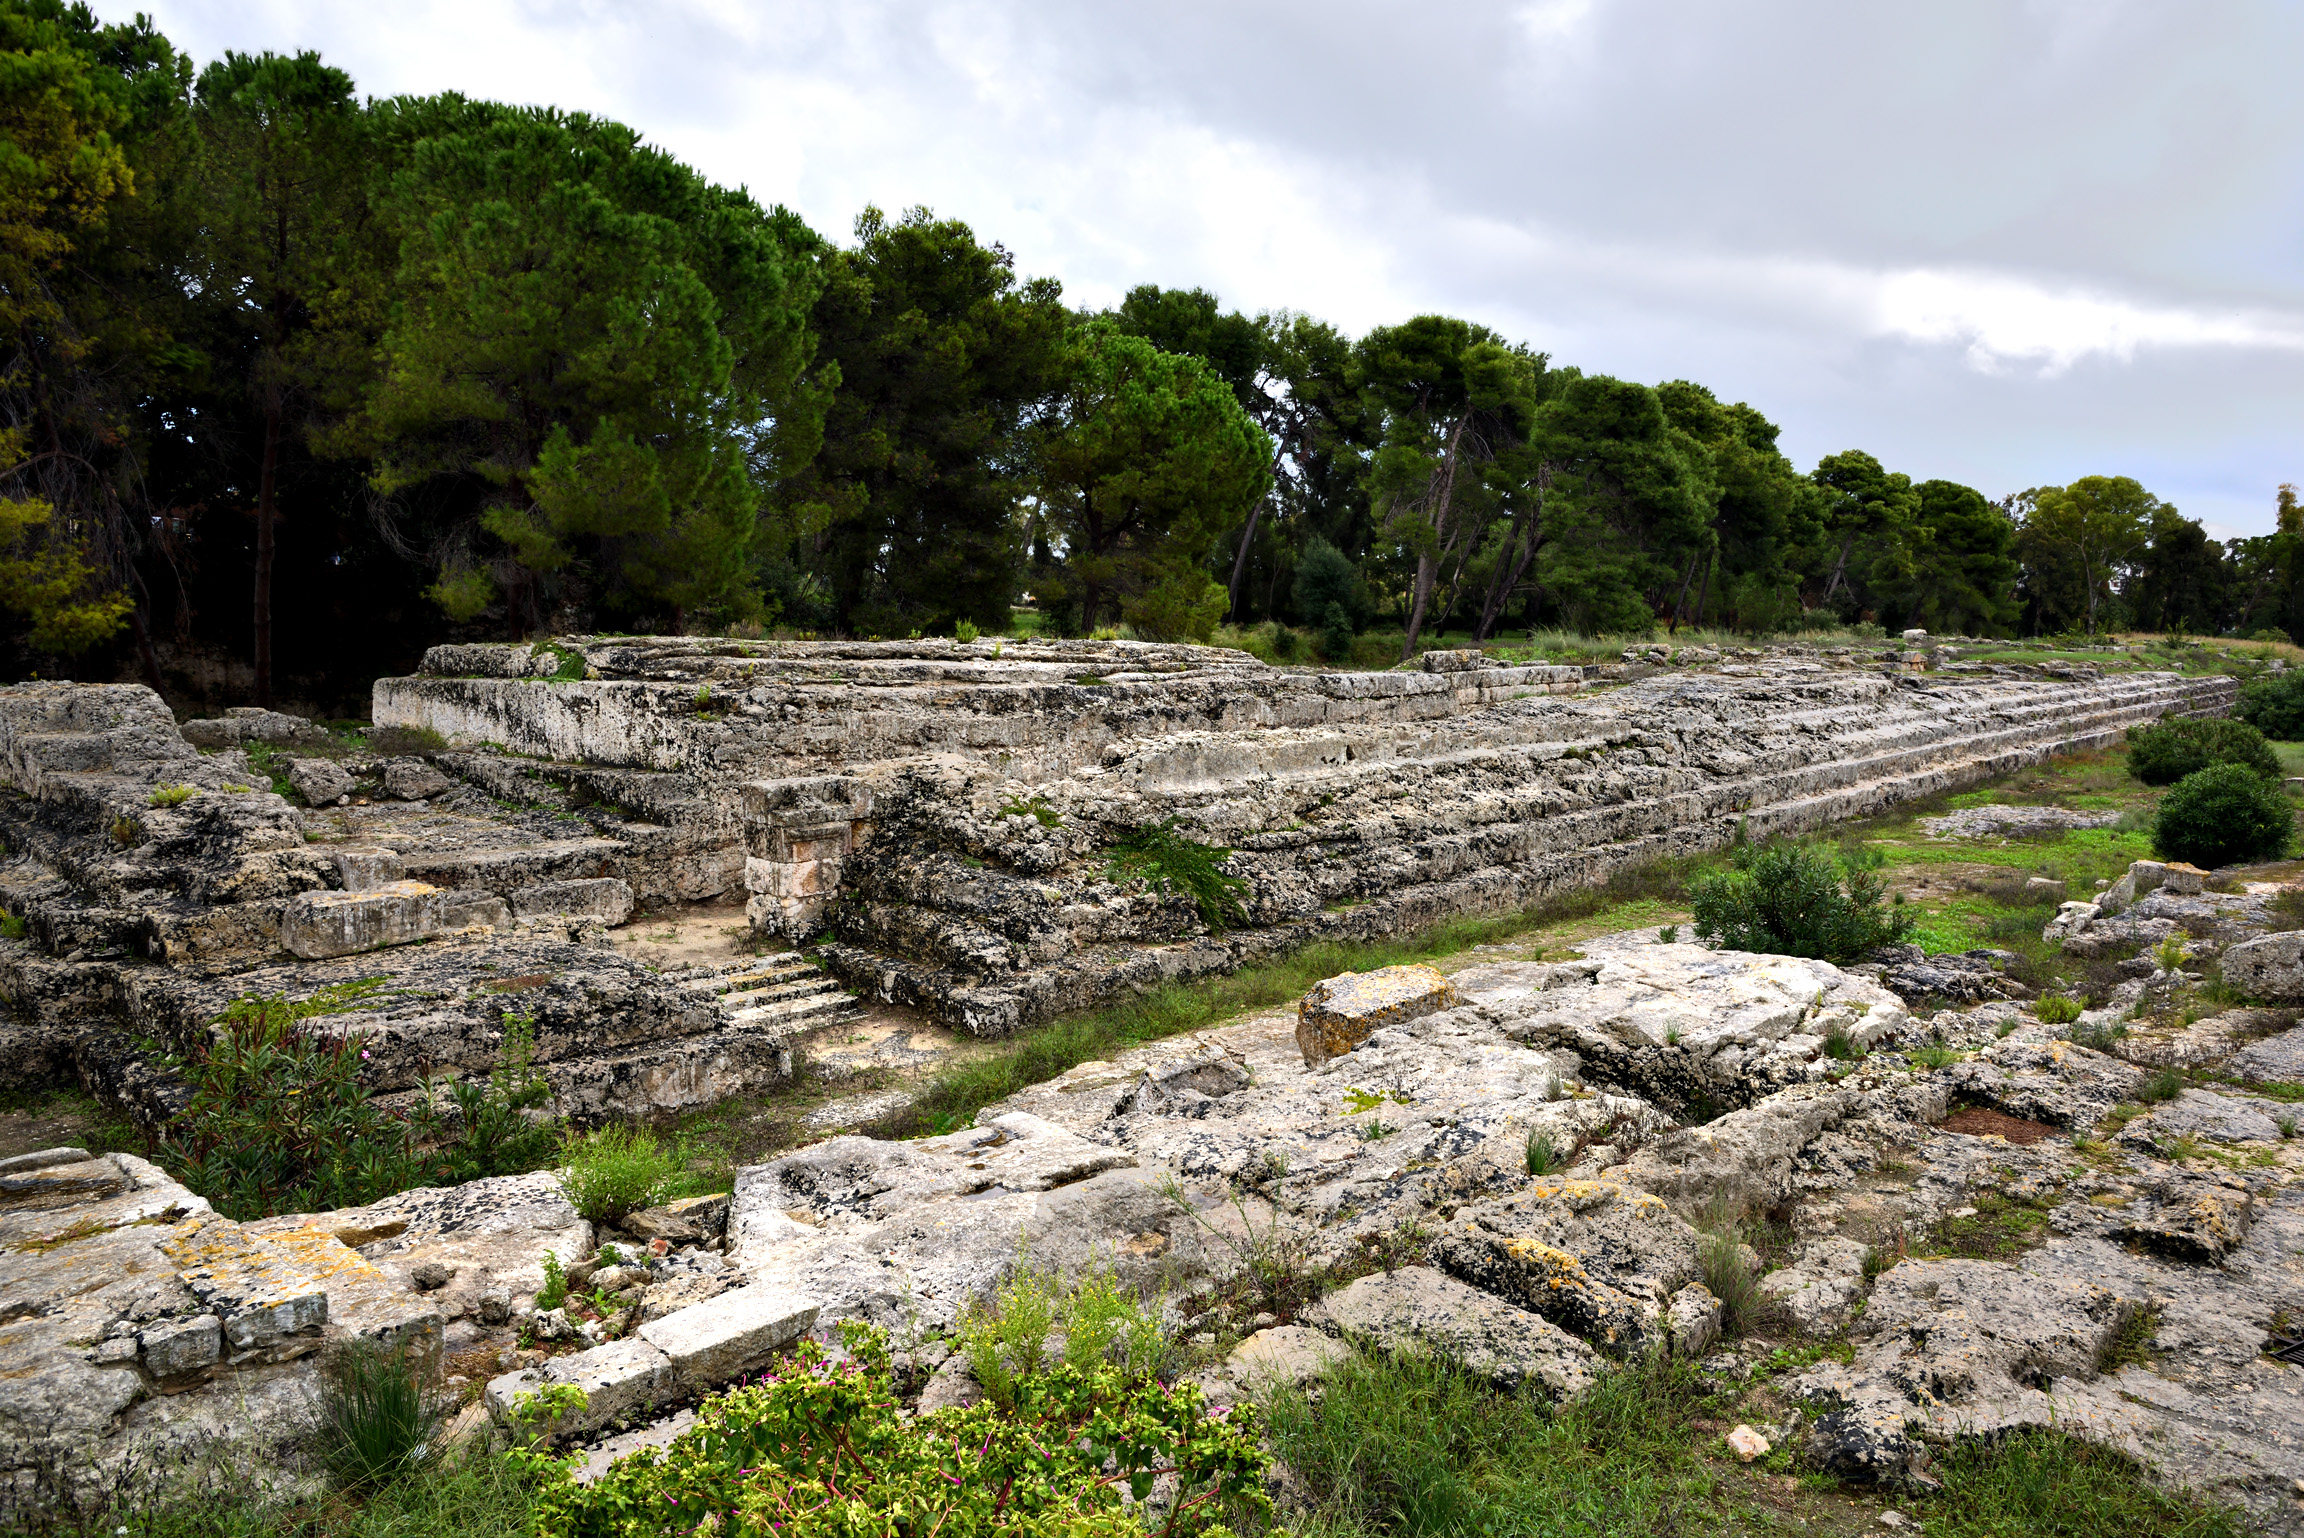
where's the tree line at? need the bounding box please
[1,3,2295,709]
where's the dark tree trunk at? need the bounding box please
[253,389,280,707]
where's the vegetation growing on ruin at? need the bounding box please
[1105,817,1253,930]
[1689,841,1914,962]
[154,995,559,1219]
[555,1123,698,1227]
[2153,763,2296,868]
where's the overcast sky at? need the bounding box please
[138,0,2304,536]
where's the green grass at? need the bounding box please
[1260,1348,1752,1535]
[1920,1425,2248,1537]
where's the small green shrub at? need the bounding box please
[1822,1026,1867,1061]
[2152,762,2295,868]
[2124,716,2281,785]
[2236,668,2304,741]
[1657,923,1679,942]
[1924,1424,2249,1538]
[2071,1016,2128,1052]
[954,618,980,644]
[1689,840,1913,962]
[2036,993,2083,1025]
[1524,1128,1561,1177]
[2139,1069,2184,1104]
[318,1337,438,1490]
[1106,816,1251,929]
[959,1266,1171,1412]
[366,723,448,755]
[537,1248,568,1312]
[528,1323,1265,1538]
[0,910,24,941]
[557,1123,696,1228]
[1911,1044,1961,1069]
[147,783,195,808]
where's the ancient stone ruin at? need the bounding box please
[8,638,2301,1529]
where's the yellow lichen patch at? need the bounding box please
[1501,1237,1592,1291]
[256,1224,391,1287]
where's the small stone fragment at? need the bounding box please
[1297,964,1462,1067]
[410,1261,455,1291]
[477,1287,512,1325]
[1728,1424,1771,1461]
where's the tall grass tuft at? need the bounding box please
[318,1338,438,1491]
[557,1124,696,1228]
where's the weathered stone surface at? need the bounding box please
[2113,1172,2255,1263]
[484,1336,677,1442]
[624,1192,729,1244]
[2221,929,2304,1002]
[511,876,634,925]
[1304,1267,1599,1399]
[2231,1024,2304,1083]
[636,1284,818,1388]
[138,1313,221,1378]
[1758,1237,1870,1332]
[0,1155,128,1209]
[278,880,462,958]
[381,758,456,800]
[2121,1088,2284,1147]
[1221,1324,1348,1391]
[287,756,353,805]
[1429,1180,1700,1354]
[1296,964,1460,1066]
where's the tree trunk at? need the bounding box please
[129,602,166,695]
[1398,416,1470,661]
[1224,499,1263,623]
[252,387,280,708]
[1667,548,1701,632]
[1692,549,1715,629]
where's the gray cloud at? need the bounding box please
[143,0,2304,532]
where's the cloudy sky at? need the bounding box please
[140,0,2304,535]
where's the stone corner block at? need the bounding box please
[279,881,444,959]
[638,1284,819,1390]
[2222,930,2304,1003]
[1296,964,1462,1067]
[483,1336,676,1441]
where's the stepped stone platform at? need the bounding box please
[375,636,2230,1037]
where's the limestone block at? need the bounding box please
[0,1155,126,1210]
[1222,1325,1347,1390]
[2218,930,2304,1003]
[279,881,446,959]
[2096,860,2172,918]
[2159,862,2206,896]
[637,1284,818,1389]
[2114,1174,2254,1263]
[2024,876,2068,902]
[1758,1237,1870,1332]
[2230,1024,2304,1081]
[624,1192,729,1244]
[382,757,456,800]
[160,1214,329,1354]
[2121,1088,2283,1146]
[483,1336,677,1441]
[288,757,354,806]
[511,877,633,925]
[0,1145,91,1174]
[1667,1282,1723,1356]
[331,846,402,891]
[1306,1266,1599,1400]
[1297,964,1462,1067]
[441,890,510,929]
[139,1314,221,1378]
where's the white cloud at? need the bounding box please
[1868,268,2304,374]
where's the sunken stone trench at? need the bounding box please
[5,637,2286,1522]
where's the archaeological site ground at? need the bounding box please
[5,631,2304,1538]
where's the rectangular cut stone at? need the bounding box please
[332,847,404,891]
[638,1284,818,1389]
[279,881,444,959]
[1297,964,1462,1067]
[483,1336,676,1441]
[160,1215,329,1352]
[510,877,633,924]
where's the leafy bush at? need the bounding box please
[954,618,980,644]
[1106,817,1251,929]
[157,992,559,1220]
[2236,668,2304,741]
[1292,537,1368,661]
[2124,716,2280,785]
[524,1323,1268,1538]
[1689,841,1913,962]
[2151,762,2295,868]
[319,1338,438,1490]
[2036,993,2083,1025]
[958,1266,1171,1411]
[557,1123,695,1228]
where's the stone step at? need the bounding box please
[729,989,858,1031]
[483,1284,818,1444]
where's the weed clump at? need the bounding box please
[2236,667,2304,741]
[2152,762,2294,868]
[557,1123,696,1228]
[319,1338,438,1490]
[2124,716,2281,786]
[146,783,195,808]
[1107,816,1251,929]
[1690,840,1913,962]
[2036,993,2083,1025]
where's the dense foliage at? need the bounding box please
[3,2,2296,713]
[2236,668,2304,741]
[523,1323,1270,1538]
[2151,763,2295,869]
[2124,716,2282,786]
[155,987,558,1218]
[1689,841,1914,962]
